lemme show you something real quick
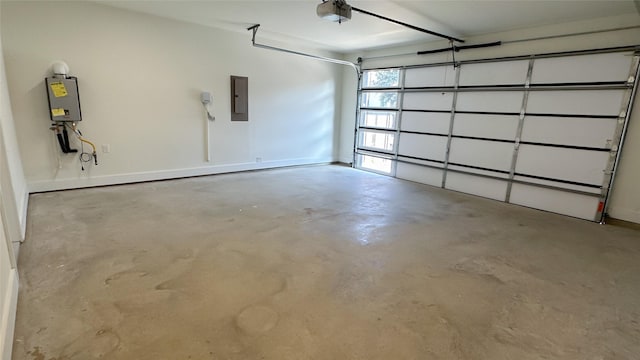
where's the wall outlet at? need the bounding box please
[256,157,262,163]
[102,144,110,153]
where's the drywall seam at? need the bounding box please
[0,269,18,360]
[28,157,333,193]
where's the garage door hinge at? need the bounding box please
[619,111,627,118]
[628,76,635,84]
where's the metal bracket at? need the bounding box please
[450,41,458,68]
[248,24,259,44]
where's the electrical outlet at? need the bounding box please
[102,144,110,153]
[256,157,262,163]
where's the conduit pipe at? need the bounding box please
[247,24,360,75]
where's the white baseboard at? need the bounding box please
[339,154,354,165]
[608,207,640,225]
[28,157,334,193]
[0,269,18,360]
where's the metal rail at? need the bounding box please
[441,66,461,187]
[364,108,620,120]
[350,6,464,43]
[363,45,640,71]
[600,55,640,222]
[247,24,360,75]
[361,26,640,62]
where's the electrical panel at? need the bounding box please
[45,76,82,122]
[230,76,248,121]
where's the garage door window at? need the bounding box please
[359,110,397,129]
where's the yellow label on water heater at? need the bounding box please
[51,108,65,117]
[50,82,68,97]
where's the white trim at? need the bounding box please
[338,154,353,165]
[608,207,640,225]
[28,157,334,193]
[0,269,18,360]
[19,192,28,241]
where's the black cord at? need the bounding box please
[65,123,95,170]
[78,135,95,171]
[79,141,85,171]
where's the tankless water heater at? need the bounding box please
[45,76,82,122]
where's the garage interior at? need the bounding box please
[0,1,639,359]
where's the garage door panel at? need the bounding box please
[510,183,599,220]
[403,92,453,111]
[531,52,633,84]
[459,60,529,86]
[401,112,450,134]
[456,91,524,113]
[527,90,625,116]
[398,133,447,161]
[521,116,617,148]
[445,172,508,201]
[396,162,443,187]
[449,139,514,172]
[453,114,519,140]
[356,50,636,223]
[405,66,456,88]
[516,145,609,185]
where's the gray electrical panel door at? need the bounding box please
[45,77,82,122]
[231,76,248,121]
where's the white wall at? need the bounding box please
[340,14,640,223]
[338,65,359,164]
[0,209,17,360]
[1,1,344,192]
[0,5,27,244]
[0,5,22,359]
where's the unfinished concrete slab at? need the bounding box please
[12,165,640,359]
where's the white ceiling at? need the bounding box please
[98,0,640,52]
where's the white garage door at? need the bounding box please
[355,47,639,222]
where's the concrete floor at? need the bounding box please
[12,165,640,359]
